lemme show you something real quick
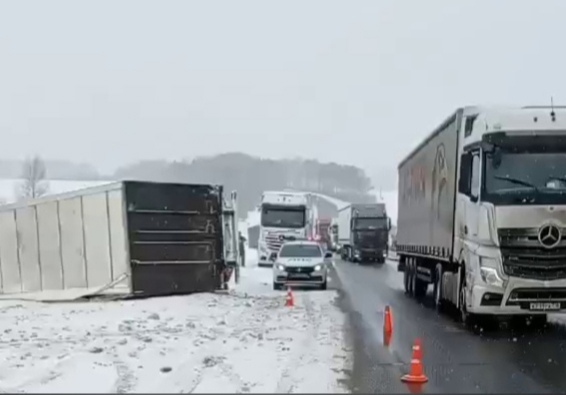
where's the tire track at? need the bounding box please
[274,292,321,393]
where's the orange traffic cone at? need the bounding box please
[383,328,392,347]
[285,287,295,307]
[412,338,423,361]
[384,306,393,335]
[401,339,428,383]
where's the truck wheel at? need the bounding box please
[407,258,415,296]
[408,258,427,299]
[320,280,328,290]
[403,262,410,294]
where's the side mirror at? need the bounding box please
[324,252,333,259]
[269,252,277,262]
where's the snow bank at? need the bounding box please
[0,252,350,394]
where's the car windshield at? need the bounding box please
[279,244,322,258]
[261,207,306,228]
[354,217,387,230]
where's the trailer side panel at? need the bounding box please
[397,112,461,260]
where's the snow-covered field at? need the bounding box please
[0,249,351,394]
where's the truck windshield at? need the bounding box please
[354,218,387,230]
[261,207,306,228]
[484,149,566,204]
[279,244,322,258]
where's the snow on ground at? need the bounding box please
[0,248,351,394]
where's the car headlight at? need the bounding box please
[276,264,285,271]
[314,264,322,271]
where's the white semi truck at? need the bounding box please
[397,105,566,329]
[257,191,314,267]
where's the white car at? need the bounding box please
[272,241,333,290]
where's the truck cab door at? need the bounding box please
[465,151,481,239]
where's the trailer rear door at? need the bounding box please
[124,181,224,297]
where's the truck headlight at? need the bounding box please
[480,267,504,287]
[276,264,285,271]
[314,264,322,272]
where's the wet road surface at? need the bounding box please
[333,258,566,394]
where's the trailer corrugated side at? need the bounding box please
[0,182,129,298]
[0,180,225,299]
[396,110,462,261]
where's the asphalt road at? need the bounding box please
[332,257,566,394]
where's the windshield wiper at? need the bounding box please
[493,175,539,192]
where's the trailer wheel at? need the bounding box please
[403,260,410,294]
[406,258,415,296]
[408,258,427,299]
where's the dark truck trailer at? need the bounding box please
[338,203,391,264]
[0,180,229,300]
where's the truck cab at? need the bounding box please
[339,203,391,264]
[257,191,311,267]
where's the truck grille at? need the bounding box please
[506,288,566,305]
[499,228,566,280]
[265,233,284,252]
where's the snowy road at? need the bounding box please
[0,250,351,393]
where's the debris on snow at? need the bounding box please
[0,258,350,393]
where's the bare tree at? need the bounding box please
[18,155,49,200]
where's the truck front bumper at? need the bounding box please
[469,276,566,315]
[354,249,386,261]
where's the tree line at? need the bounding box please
[10,153,377,217]
[114,153,376,217]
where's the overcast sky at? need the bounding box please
[1,0,565,174]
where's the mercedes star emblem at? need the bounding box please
[538,224,562,249]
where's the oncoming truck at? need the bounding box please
[338,203,390,264]
[396,105,566,328]
[257,191,313,267]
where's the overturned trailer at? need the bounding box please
[0,180,233,300]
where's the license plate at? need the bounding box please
[289,274,309,279]
[529,302,561,311]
